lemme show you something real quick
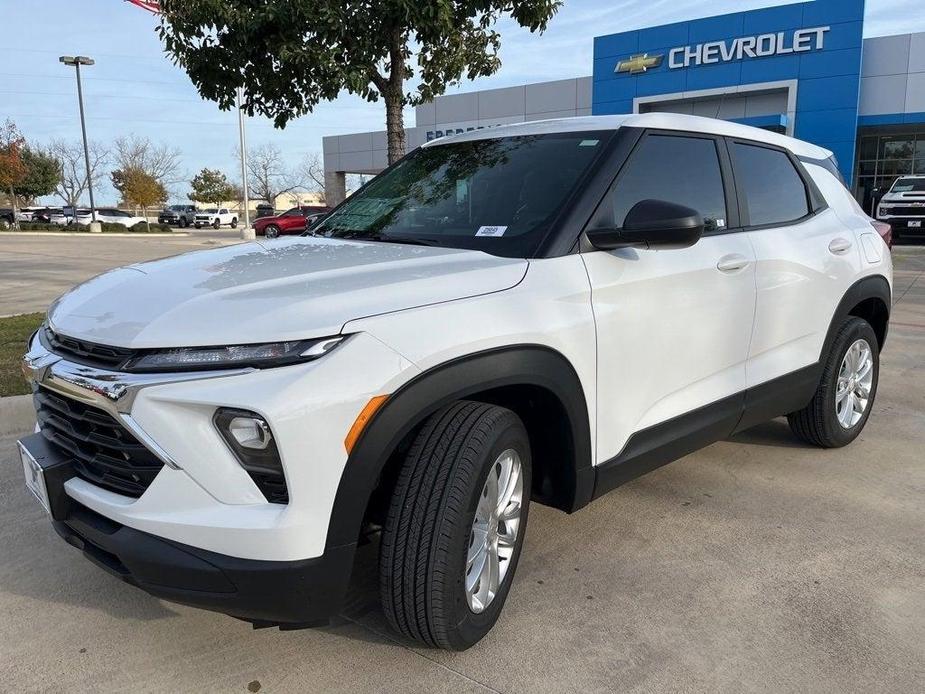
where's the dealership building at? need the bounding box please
[323,0,925,215]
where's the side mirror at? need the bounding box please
[586,199,705,251]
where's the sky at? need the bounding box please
[2,0,923,205]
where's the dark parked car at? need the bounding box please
[253,206,329,238]
[255,203,276,219]
[158,204,198,227]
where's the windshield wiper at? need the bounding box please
[369,235,442,247]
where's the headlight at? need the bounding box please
[128,336,344,372]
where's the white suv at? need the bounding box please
[194,207,238,228]
[19,114,891,650]
[877,174,925,238]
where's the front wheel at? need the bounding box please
[788,316,879,448]
[212,218,221,229]
[379,401,531,650]
[265,224,281,239]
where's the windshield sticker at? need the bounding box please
[476,225,508,237]
[579,139,600,147]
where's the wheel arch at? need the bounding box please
[821,275,891,360]
[324,345,594,551]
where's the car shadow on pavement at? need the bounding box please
[727,418,814,449]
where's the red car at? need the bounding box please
[253,206,329,238]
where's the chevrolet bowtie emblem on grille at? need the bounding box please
[615,53,664,75]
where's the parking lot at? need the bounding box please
[0,239,923,692]
[0,231,243,316]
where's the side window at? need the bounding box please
[610,135,728,232]
[731,142,810,226]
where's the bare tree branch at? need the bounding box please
[241,143,300,206]
[49,139,109,208]
[113,135,184,192]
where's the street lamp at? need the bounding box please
[59,55,97,224]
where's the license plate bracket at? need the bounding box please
[16,433,76,520]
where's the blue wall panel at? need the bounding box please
[592,0,866,183]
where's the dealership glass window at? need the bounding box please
[608,135,728,231]
[853,132,925,213]
[731,143,809,226]
[879,137,914,160]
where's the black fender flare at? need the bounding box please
[324,345,594,551]
[819,275,891,361]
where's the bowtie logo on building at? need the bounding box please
[615,53,664,74]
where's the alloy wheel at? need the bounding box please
[465,448,523,614]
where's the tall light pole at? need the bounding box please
[59,55,97,224]
[236,87,253,239]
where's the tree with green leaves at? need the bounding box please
[157,1,561,165]
[113,167,167,230]
[14,147,60,204]
[189,168,238,207]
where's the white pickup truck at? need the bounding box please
[193,208,238,229]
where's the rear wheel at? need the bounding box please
[265,224,281,239]
[230,217,238,229]
[788,317,879,448]
[379,401,531,650]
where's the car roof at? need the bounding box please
[423,113,832,161]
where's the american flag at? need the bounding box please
[125,0,160,12]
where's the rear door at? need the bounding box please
[729,139,862,402]
[583,131,757,464]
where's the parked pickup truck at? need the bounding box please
[877,175,925,239]
[18,113,891,650]
[193,208,238,229]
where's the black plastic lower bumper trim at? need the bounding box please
[52,504,355,626]
[19,432,355,626]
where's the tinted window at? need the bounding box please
[315,132,614,258]
[609,135,727,232]
[732,143,809,226]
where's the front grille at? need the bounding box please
[34,387,164,498]
[43,328,137,370]
[885,206,925,217]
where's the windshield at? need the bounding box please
[891,177,925,193]
[314,132,614,257]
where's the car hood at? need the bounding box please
[48,236,528,348]
[882,191,925,202]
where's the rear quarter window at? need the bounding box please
[731,143,810,227]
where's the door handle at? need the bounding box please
[716,254,750,273]
[828,238,853,255]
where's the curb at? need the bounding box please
[0,395,35,438]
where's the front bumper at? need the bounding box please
[23,427,352,625]
[878,216,925,231]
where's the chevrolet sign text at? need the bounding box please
[668,26,830,69]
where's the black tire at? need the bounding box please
[194,223,201,229]
[179,217,188,228]
[213,218,221,229]
[230,217,238,229]
[265,224,281,239]
[788,317,879,448]
[379,401,531,650]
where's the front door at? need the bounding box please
[582,132,757,465]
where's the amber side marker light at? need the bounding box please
[344,395,389,454]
